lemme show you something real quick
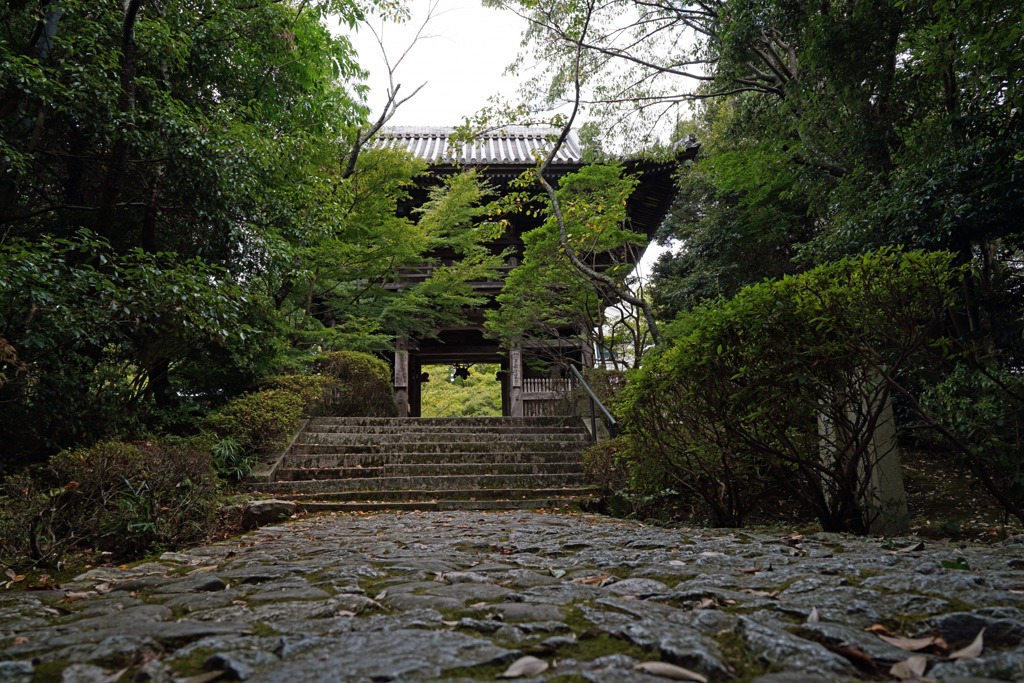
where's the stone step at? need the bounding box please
[306,416,577,428]
[255,473,588,495]
[275,461,585,481]
[295,496,597,513]
[295,432,587,445]
[267,486,600,503]
[302,423,585,435]
[287,441,588,456]
[278,450,580,468]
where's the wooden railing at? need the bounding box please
[522,376,577,417]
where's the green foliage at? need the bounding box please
[211,437,251,482]
[313,350,395,417]
[204,374,336,458]
[0,440,220,566]
[920,364,1024,522]
[488,164,650,364]
[420,364,502,417]
[621,248,963,531]
[581,436,631,495]
[0,231,277,455]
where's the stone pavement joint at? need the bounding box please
[1,511,1023,682]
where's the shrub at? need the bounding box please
[620,248,963,532]
[313,351,395,417]
[0,440,219,566]
[920,363,1024,523]
[582,436,632,494]
[204,374,336,458]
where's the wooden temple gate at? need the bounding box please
[375,126,696,418]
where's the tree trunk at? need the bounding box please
[97,0,143,240]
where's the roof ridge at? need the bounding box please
[371,126,582,166]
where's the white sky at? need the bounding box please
[345,1,528,127]
[339,1,673,279]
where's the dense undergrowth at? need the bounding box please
[0,351,392,570]
[584,250,1024,536]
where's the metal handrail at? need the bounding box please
[569,365,618,442]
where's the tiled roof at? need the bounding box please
[372,126,583,165]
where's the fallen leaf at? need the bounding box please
[807,607,819,623]
[4,569,16,581]
[668,560,687,567]
[374,589,387,600]
[693,597,717,610]
[633,661,708,682]
[737,568,759,575]
[865,624,893,635]
[740,589,779,598]
[894,541,925,553]
[949,628,984,660]
[550,569,567,578]
[497,655,549,678]
[335,610,356,617]
[824,643,877,671]
[441,620,459,626]
[100,667,128,683]
[572,574,612,586]
[889,655,928,680]
[12,636,29,646]
[175,671,226,683]
[94,582,111,593]
[62,591,97,602]
[877,634,945,652]
[940,557,971,570]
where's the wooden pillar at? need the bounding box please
[394,337,410,418]
[509,347,523,417]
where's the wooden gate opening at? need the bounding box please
[420,363,502,417]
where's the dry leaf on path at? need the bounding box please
[865,624,892,635]
[889,655,928,680]
[497,656,549,678]
[573,574,612,586]
[893,541,925,553]
[949,628,984,660]
[61,591,98,602]
[100,668,128,683]
[877,633,945,652]
[824,643,877,671]
[633,661,708,681]
[807,607,820,623]
[693,597,717,610]
[174,671,225,683]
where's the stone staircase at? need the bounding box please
[253,416,599,512]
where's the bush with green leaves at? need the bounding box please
[620,248,962,532]
[919,364,1024,523]
[204,374,337,475]
[0,440,219,567]
[313,351,395,417]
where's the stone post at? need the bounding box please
[509,347,523,417]
[818,369,909,534]
[394,337,409,418]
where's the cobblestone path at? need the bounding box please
[2,511,1023,682]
